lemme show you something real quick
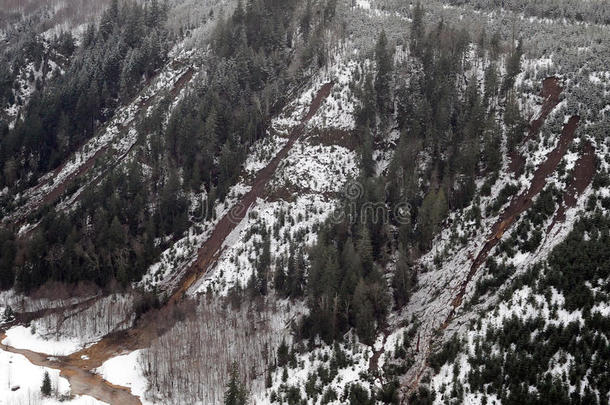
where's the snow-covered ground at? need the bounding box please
[9,47,199,229]
[255,334,375,404]
[193,195,335,295]
[96,351,150,405]
[0,349,102,405]
[2,325,86,356]
[192,55,360,296]
[139,180,252,292]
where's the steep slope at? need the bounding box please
[0,0,609,404]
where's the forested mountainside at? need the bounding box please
[0,0,608,404]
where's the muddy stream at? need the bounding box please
[0,82,334,404]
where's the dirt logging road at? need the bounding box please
[0,82,333,405]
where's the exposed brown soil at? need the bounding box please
[0,81,333,404]
[406,114,581,395]
[9,67,195,231]
[0,332,141,405]
[525,77,563,143]
[547,141,596,232]
[449,115,580,318]
[306,128,357,150]
[368,327,388,377]
[509,77,563,175]
[167,81,334,303]
[508,149,526,174]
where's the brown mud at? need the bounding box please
[406,114,582,395]
[0,81,334,404]
[509,77,563,175]
[8,67,195,231]
[0,332,141,404]
[447,115,580,317]
[167,81,334,302]
[547,141,596,233]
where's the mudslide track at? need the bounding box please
[446,115,580,318]
[509,77,563,174]
[407,83,585,394]
[7,67,195,231]
[548,141,596,232]
[0,82,333,404]
[170,81,334,302]
[0,332,141,405]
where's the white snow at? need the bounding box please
[2,326,87,356]
[96,351,150,404]
[0,349,102,405]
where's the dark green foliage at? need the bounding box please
[473,258,516,302]
[321,387,338,404]
[392,251,414,308]
[303,180,391,343]
[0,0,339,291]
[224,362,248,405]
[41,371,51,396]
[0,229,16,290]
[134,292,162,319]
[1,2,169,190]
[460,214,610,403]
[277,339,290,368]
[488,182,520,214]
[375,31,393,118]
[2,305,15,323]
[408,387,435,405]
[410,2,425,57]
[502,40,523,93]
[429,334,462,373]
[13,163,179,291]
[378,380,400,404]
[526,186,558,226]
[347,383,374,405]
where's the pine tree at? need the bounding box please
[484,62,499,102]
[300,1,312,40]
[417,188,447,251]
[2,305,14,323]
[353,280,376,345]
[257,229,271,296]
[392,250,411,308]
[410,2,425,57]
[375,30,393,117]
[224,362,248,405]
[277,338,289,367]
[41,371,51,396]
[359,226,374,278]
[361,126,375,178]
[503,40,523,93]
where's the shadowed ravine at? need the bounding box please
[0,82,333,405]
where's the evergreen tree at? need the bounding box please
[392,250,412,308]
[410,2,425,57]
[503,40,523,93]
[41,371,51,396]
[374,30,393,117]
[277,338,289,367]
[483,62,499,102]
[224,362,248,405]
[361,127,375,178]
[417,188,447,251]
[359,226,374,278]
[353,280,376,345]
